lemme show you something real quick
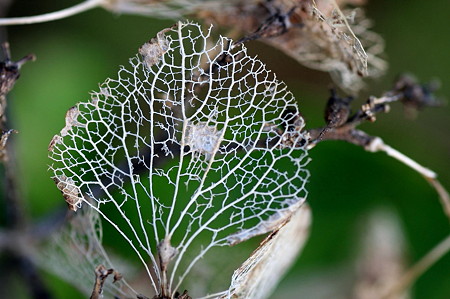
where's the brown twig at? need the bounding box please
[309,75,444,146]
[0,42,53,299]
[303,75,450,297]
[90,264,122,299]
[0,41,35,225]
[305,76,450,222]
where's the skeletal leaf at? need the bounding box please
[49,21,310,297]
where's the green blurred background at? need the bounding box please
[1,0,449,298]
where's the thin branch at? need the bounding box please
[0,41,35,224]
[0,42,53,298]
[427,178,450,221]
[89,265,122,299]
[365,137,437,179]
[306,77,450,222]
[381,233,450,299]
[0,0,105,26]
[365,137,450,221]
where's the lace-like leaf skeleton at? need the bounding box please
[49,21,310,298]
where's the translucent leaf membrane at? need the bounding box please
[49,22,309,297]
[35,208,138,298]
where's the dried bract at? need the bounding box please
[353,209,409,299]
[0,42,35,97]
[393,74,443,116]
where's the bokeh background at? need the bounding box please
[1,0,449,298]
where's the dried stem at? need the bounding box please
[90,265,122,299]
[304,77,450,297]
[365,137,436,179]
[0,0,104,26]
[381,233,450,299]
[427,179,450,221]
[0,41,35,224]
[306,76,450,222]
[365,138,450,222]
[0,42,52,298]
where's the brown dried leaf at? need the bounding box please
[53,175,82,211]
[226,199,305,246]
[199,0,386,93]
[222,203,311,299]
